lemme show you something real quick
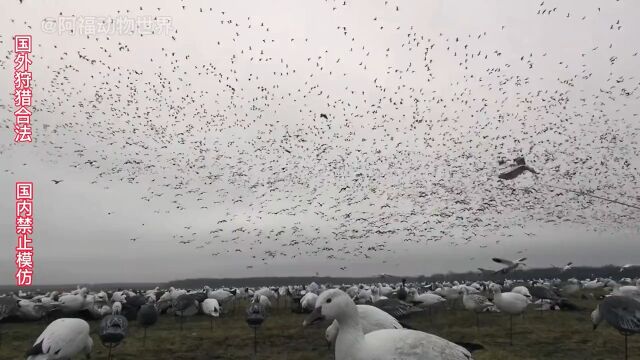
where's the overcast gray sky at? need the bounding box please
[0,0,638,285]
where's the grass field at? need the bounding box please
[0,292,637,360]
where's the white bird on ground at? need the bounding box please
[325,304,402,347]
[377,283,393,297]
[16,299,48,321]
[201,298,221,330]
[583,279,605,289]
[612,280,640,301]
[370,287,387,302]
[562,278,581,295]
[511,286,532,299]
[301,292,318,312]
[407,289,446,309]
[303,289,473,360]
[491,284,529,346]
[207,288,235,304]
[26,318,93,360]
[58,288,87,314]
[112,301,122,315]
[253,294,272,309]
[168,287,187,301]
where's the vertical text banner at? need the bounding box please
[16,182,34,286]
[14,34,34,286]
[14,34,33,143]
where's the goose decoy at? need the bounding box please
[137,301,158,347]
[592,296,640,360]
[396,279,408,301]
[99,302,128,360]
[0,296,18,347]
[173,294,197,331]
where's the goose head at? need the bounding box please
[303,289,354,326]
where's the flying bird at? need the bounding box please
[492,257,527,274]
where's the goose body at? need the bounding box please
[325,304,402,346]
[26,318,93,360]
[202,298,221,317]
[301,292,318,311]
[407,289,446,307]
[305,289,472,360]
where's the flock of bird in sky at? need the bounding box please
[0,0,638,272]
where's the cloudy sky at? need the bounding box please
[0,0,638,285]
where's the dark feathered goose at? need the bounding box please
[592,296,640,360]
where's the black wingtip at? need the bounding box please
[454,341,485,353]
[25,340,44,356]
[398,321,416,330]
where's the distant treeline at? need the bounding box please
[0,265,636,292]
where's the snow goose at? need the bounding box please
[612,280,640,301]
[490,284,528,345]
[325,304,402,347]
[592,296,640,360]
[253,294,272,309]
[58,288,87,314]
[26,318,93,360]
[207,288,236,313]
[301,291,318,312]
[492,257,527,275]
[202,298,221,330]
[304,289,473,360]
[370,287,387,302]
[16,299,47,321]
[377,283,393,297]
[407,288,445,320]
[510,286,532,299]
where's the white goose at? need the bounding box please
[325,304,402,347]
[58,288,87,314]
[301,292,318,312]
[201,298,221,330]
[26,318,93,360]
[490,284,528,346]
[304,289,473,360]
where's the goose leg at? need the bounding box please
[509,315,513,346]
[625,334,628,360]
